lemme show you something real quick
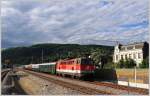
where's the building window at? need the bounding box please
[133,53,136,59]
[116,55,118,61]
[121,55,123,59]
[127,46,133,50]
[129,54,132,58]
[135,45,143,49]
[121,47,125,51]
[125,54,127,59]
[138,53,141,59]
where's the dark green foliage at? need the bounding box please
[117,58,136,68]
[124,58,136,68]
[102,62,114,69]
[117,58,125,68]
[90,48,113,68]
[139,57,149,68]
[2,43,113,66]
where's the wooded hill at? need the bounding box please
[2,43,114,66]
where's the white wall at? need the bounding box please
[113,47,143,67]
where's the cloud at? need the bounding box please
[1,0,149,48]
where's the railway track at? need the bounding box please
[53,71,149,95]
[1,69,10,82]
[91,81,149,95]
[23,69,113,95]
[21,69,148,95]
[2,72,8,82]
[59,76,148,95]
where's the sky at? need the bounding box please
[1,0,149,48]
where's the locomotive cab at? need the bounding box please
[80,58,95,79]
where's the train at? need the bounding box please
[24,57,95,79]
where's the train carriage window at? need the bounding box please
[77,60,79,64]
[69,61,71,64]
[78,59,81,64]
[72,61,74,64]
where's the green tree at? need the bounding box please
[90,48,109,68]
[90,49,101,65]
[140,57,149,68]
[117,58,136,68]
[117,58,125,68]
[124,58,136,68]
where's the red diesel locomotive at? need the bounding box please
[56,57,95,78]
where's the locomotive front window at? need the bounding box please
[81,59,93,65]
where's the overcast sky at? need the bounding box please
[1,0,149,48]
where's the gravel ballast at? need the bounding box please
[17,70,146,95]
[17,71,84,95]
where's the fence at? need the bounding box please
[94,68,149,89]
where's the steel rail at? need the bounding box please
[23,70,113,95]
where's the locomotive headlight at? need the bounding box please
[88,56,91,58]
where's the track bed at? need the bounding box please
[21,69,148,95]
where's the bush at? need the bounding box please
[139,57,149,68]
[117,58,136,68]
[117,58,125,68]
[103,62,114,69]
[124,58,136,68]
[120,59,125,68]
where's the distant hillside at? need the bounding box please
[1,43,114,66]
